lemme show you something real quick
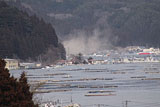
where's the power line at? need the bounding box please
[93,104,120,107]
[131,101,160,105]
[122,100,160,107]
[122,100,131,107]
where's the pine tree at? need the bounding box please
[0,58,38,107]
[18,72,37,106]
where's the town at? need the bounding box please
[5,46,160,70]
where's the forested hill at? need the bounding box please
[13,0,160,48]
[0,1,66,63]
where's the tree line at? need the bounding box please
[0,1,66,64]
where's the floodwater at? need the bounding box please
[10,63,160,107]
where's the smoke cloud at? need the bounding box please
[62,11,117,55]
[63,28,113,55]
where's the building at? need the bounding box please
[93,60,105,64]
[5,58,19,70]
[56,60,66,65]
[19,63,41,69]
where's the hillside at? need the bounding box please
[6,0,160,52]
[0,1,66,64]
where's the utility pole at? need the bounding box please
[125,100,130,107]
[98,104,100,107]
[125,100,128,107]
[70,92,73,104]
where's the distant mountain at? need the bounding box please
[0,1,66,64]
[8,0,160,48]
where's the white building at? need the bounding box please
[5,58,19,70]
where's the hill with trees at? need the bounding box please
[0,1,66,64]
[10,0,160,48]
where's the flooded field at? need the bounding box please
[10,63,160,107]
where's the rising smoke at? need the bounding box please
[63,28,114,55]
[62,10,118,55]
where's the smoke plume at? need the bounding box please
[63,28,113,55]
